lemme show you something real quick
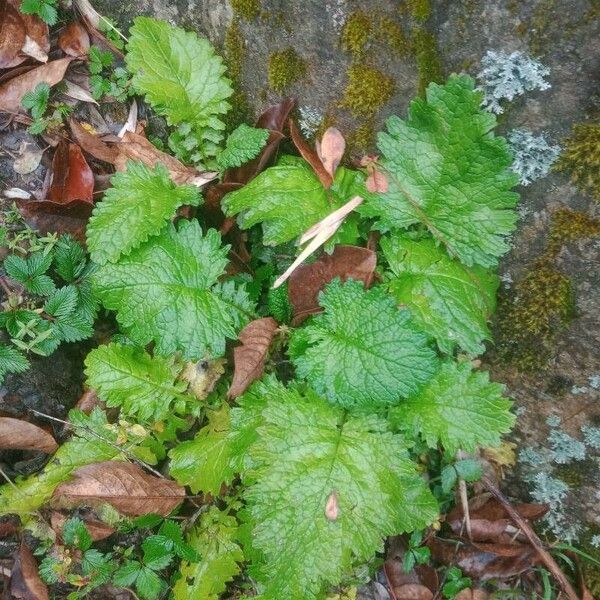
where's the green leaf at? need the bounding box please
[169,404,234,495]
[136,566,164,600]
[382,236,498,355]
[389,361,515,455]
[44,286,78,319]
[173,507,243,600]
[142,537,174,571]
[85,343,188,422]
[21,83,50,119]
[43,286,95,344]
[81,549,114,583]
[0,408,133,516]
[53,235,87,282]
[0,344,29,384]
[4,252,55,296]
[454,458,483,482]
[239,382,438,599]
[217,124,269,170]
[114,560,142,587]
[87,162,201,265]
[92,220,254,360]
[290,279,438,410]
[222,156,371,245]
[361,75,519,268]
[20,0,57,25]
[440,465,458,494]
[126,17,232,159]
[63,517,93,551]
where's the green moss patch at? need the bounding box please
[267,47,307,94]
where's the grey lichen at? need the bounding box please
[549,429,587,464]
[477,50,551,114]
[508,129,561,185]
[582,425,600,450]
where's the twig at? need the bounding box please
[28,409,167,480]
[458,478,472,541]
[481,475,579,600]
[0,276,13,299]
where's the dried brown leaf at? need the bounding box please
[449,517,515,543]
[228,317,278,399]
[289,118,333,188]
[0,57,72,113]
[20,36,47,63]
[0,417,57,453]
[317,127,345,179]
[288,245,376,325]
[448,496,548,524]
[63,80,97,105]
[58,21,90,57]
[75,389,105,414]
[115,131,213,186]
[455,590,489,600]
[427,537,540,581]
[52,461,185,516]
[7,0,49,55]
[10,541,49,600]
[69,117,118,163]
[394,584,433,600]
[0,0,26,69]
[366,169,389,193]
[48,141,94,204]
[17,197,92,241]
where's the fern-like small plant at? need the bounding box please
[0,233,97,384]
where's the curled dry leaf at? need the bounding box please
[273,196,364,288]
[75,389,105,414]
[10,541,49,600]
[366,169,389,193]
[228,317,278,399]
[58,21,90,57]
[0,0,26,69]
[117,100,138,138]
[288,245,377,325]
[48,141,94,204]
[51,511,115,542]
[52,461,185,517]
[181,358,226,400]
[20,37,48,63]
[324,490,339,521]
[0,57,72,113]
[63,80,97,105]
[0,417,58,453]
[115,131,215,186]
[317,127,346,179]
[69,117,118,164]
[289,118,333,188]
